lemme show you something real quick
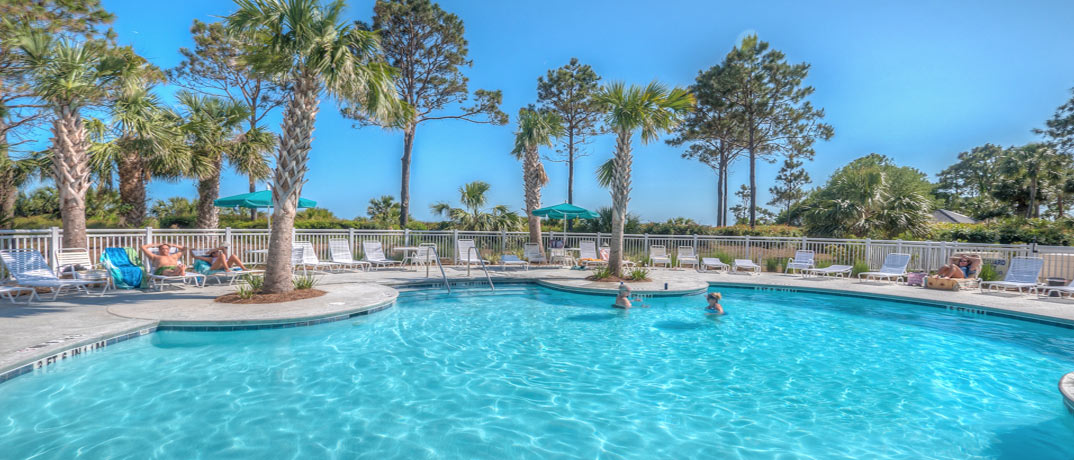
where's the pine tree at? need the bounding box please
[767,153,811,214]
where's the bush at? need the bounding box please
[292,274,319,290]
[764,257,782,272]
[243,274,265,292]
[978,263,1000,282]
[851,260,870,277]
[627,267,649,281]
[590,266,613,280]
[236,284,256,299]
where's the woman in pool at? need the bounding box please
[613,283,644,309]
[705,292,724,315]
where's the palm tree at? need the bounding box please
[511,107,562,252]
[1000,143,1061,218]
[367,195,400,226]
[176,91,271,229]
[226,0,403,293]
[431,181,522,231]
[594,82,694,276]
[17,31,126,248]
[0,153,38,227]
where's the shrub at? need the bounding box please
[243,274,265,292]
[851,260,870,277]
[978,263,1000,282]
[590,266,613,280]
[709,250,733,265]
[627,267,649,281]
[236,284,256,299]
[764,257,782,272]
[292,274,319,290]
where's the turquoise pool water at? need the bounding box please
[2,285,1074,459]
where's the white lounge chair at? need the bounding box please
[0,285,36,303]
[55,247,111,294]
[362,240,402,269]
[456,239,490,266]
[802,264,853,278]
[579,240,606,267]
[295,241,342,273]
[598,245,636,268]
[412,244,441,270]
[857,253,911,283]
[523,243,547,264]
[785,250,815,274]
[328,239,371,271]
[981,257,1043,294]
[701,257,729,272]
[143,247,205,291]
[648,245,671,268]
[733,259,761,274]
[192,247,264,285]
[0,249,101,300]
[549,247,574,267]
[677,246,699,269]
[501,254,529,270]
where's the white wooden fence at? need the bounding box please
[3,227,1073,280]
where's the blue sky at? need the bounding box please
[92,0,1074,224]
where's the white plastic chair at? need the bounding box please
[802,264,853,278]
[579,241,605,267]
[192,247,264,285]
[55,248,111,294]
[143,247,205,291]
[677,246,699,269]
[362,240,402,270]
[649,245,671,268]
[701,257,729,272]
[981,257,1043,294]
[785,250,815,274]
[523,243,547,264]
[857,253,911,283]
[328,239,371,271]
[733,259,761,275]
[0,249,99,300]
[456,239,489,266]
[501,254,529,270]
[295,241,342,273]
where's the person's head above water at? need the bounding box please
[707,292,722,303]
[618,283,631,296]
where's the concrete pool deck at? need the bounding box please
[3,265,1074,382]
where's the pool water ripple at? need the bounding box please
[1,286,1073,459]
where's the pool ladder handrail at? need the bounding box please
[423,245,450,293]
[465,246,495,291]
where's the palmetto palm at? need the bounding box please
[1000,143,1060,218]
[511,107,562,252]
[177,91,257,228]
[431,181,522,231]
[227,0,403,292]
[17,31,126,248]
[594,81,694,276]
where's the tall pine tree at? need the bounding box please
[767,152,810,214]
[536,58,601,215]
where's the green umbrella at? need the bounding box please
[532,203,600,220]
[213,190,317,209]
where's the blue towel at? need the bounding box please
[102,247,143,289]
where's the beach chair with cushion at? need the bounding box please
[802,264,853,278]
[857,253,911,283]
[785,250,815,274]
[192,247,264,285]
[100,247,144,289]
[295,241,342,273]
[648,245,671,268]
[925,253,983,290]
[143,247,205,291]
[362,240,402,270]
[501,254,529,270]
[578,240,606,267]
[456,239,490,267]
[980,257,1043,294]
[0,249,100,300]
[599,246,636,268]
[55,248,111,294]
[677,246,699,269]
[328,239,371,271]
[733,259,761,275]
[701,257,730,272]
[523,243,547,264]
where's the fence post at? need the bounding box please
[145,226,153,245]
[596,231,602,246]
[225,227,233,251]
[745,235,751,260]
[643,233,649,252]
[801,235,808,250]
[500,229,507,256]
[693,234,699,249]
[49,226,60,268]
[349,228,356,252]
[452,229,459,263]
[404,228,410,246]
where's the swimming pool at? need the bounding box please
[2,285,1073,459]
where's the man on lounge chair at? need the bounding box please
[141,243,188,276]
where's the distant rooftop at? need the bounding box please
[931,209,977,224]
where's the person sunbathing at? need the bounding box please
[192,246,248,274]
[141,243,187,276]
[933,257,974,279]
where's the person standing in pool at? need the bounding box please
[614,283,643,309]
[705,292,724,315]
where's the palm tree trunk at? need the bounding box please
[399,124,415,228]
[0,181,17,227]
[524,146,544,253]
[117,152,146,227]
[52,106,91,249]
[249,174,257,221]
[195,156,222,229]
[263,75,320,294]
[609,130,632,278]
